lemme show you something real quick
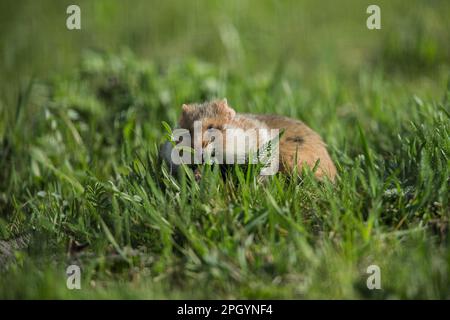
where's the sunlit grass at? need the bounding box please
[0,0,449,299]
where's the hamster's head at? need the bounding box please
[179,99,235,128]
[178,99,236,149]
[176,99,269,165]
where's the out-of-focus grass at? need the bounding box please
[0,0,449,299]
[1,1,449,82]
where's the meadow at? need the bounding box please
[0,0,449,298]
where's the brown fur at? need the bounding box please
[249,114,336,180]
[178,99,337,181]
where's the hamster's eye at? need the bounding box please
[207,124,214,130]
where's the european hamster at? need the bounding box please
[162,99,336,181]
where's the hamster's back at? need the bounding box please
[246,113,336,181]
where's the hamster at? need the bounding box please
[161,99,336,181]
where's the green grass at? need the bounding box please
[0,0,449,299]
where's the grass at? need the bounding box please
[0,0,449,299]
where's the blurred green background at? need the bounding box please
[1,0,449,84]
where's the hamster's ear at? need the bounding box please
[179,104,192,127]
[215,98,235,119]
[182,104,191,113]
